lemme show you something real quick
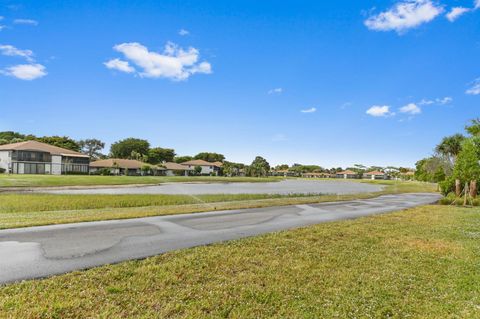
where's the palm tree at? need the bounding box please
[435,134,465,165]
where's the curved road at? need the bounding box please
[0,193,440,285]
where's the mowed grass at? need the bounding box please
[0,174,281,188]
[0,181,437,229]
[0,205,478,318]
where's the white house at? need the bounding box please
[335,170,358,179]
[89,158,165,176]
[162,162,194,176]
[363,170,388,180]
[181,159,222,175]
[0,140,90,175]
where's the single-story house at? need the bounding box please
[363,170,387,180]
[89,158,164,176]
[0,140,90,175]
[181,159,222,175]
[335,170,358,179]
[162,162,194,176]
[270,169,299,177]
[302,172,334,178]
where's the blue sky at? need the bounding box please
[0,0,479,168]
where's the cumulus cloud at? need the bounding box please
[446,7,470,22]
[104,58,135,73]
[364,0,443,33]
[1,63,46,80]
[300,107,317,113]
[105,42,212,81]
[13,19,38,26]
[178,29,189,36]
[366,105,393,117]
[268,88,283,94]
[466,78,480,95]
[399,103,421,114]
[0,44,34,61]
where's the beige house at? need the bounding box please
[162,162,194,176]
[302,172,333,178]
[90,158,164,176]
[335,170,358,179]
[0,140,89,175]
[363,170,387,180]
[181,159,222,175]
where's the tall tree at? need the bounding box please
[194,152,225,162]
[174,156,193,163]
[465,118,480,137]
[247,156,270,177]
[148,147,176,164]
[453,139,480,185]
[110,138,150,159]
[435,134,465,165]
[78,139,105,159]
[36,136,81,152]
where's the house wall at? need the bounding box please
[51,155,62,175]
[0,151,11,172]
[185,165,217,175]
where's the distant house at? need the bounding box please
[335,170,358,179]
[162,162,194,176]
[181,159,222,175]
[0,140,90,175]
[270,169,298,177]
[302,172,333,178]
[89,159,164,176]
[363,170,387,180]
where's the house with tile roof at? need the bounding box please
[180,159,222,175]
[89,158,165,176]
[0,140,90,174]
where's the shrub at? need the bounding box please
[439,176,455,196]
[0,168,5,174]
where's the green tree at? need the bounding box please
[247,156,270,177]
[174,156,193,163]
[435,134,465,165]
[78,139,105,159]
[453,139,480,185]
[36,136,81,152]
[194,152,225,162]
[465,118,480,137]
[110,138,150,159]
[148,147,176,164]
[194,166,202,175]
[275,164,289,171]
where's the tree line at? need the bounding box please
[415,119,480,199]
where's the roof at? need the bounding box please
[302,172,332,176]
[181,159,222,167]
[337,170,357,175]
[90,159,159,169]
[212,161,223,167]
[162,162,194,171]
[364,170,385,176]
[0,140,88,157]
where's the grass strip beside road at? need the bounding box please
[0,181,437,229]
[0,204,477,318]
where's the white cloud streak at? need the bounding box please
[446,7,470,22]
[104,58,135,73]
[466,78,480,95]
[364,0,443,33]
[268,88,283,94]
[301,107,317,113]
[366,105,394,117]
[0,44,34,61]
[105,42,212,81]
[1,63,46,80]
[399,103,421,114]
[178,29,189,36]
[13,19,38,26]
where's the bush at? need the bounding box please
[439,192,480,206]
[439,176,455,196]
[0,168,5,174]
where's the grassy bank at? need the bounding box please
[0,181,437,229]
[0,205,477,318]
[0,175,281,188]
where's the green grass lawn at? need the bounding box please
[0,174,281,188]
[0,204,478,318]
[0,181,437,229]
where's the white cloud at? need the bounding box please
[13,19,38,26]
[364,0,443,33]
[399,103,421,114]
[1,63,46,80]
[300,107,317,113]
[437,96,452,104]
[0,44,34,61]
[419,98,434,105]
[268,88,283,94]
[366,105,393,117]
[446,7,470,22]
[104,58,135,73]
[475,0,480,9]
[106,42,212,81]
[466,78,480,95]
[178,29,189,36]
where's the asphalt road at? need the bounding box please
[0,193,441,285]
[40,179,384,195]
